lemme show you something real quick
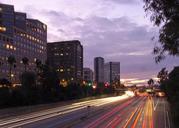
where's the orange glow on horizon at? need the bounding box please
[121,77,158,86]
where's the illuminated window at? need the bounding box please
[0,26,6,32]
[10,45,13,49]
[60,53,64,56]
[6,44,10,49]
[54,53,59,56]
[60,69,64,72]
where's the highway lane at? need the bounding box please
[83,97,146,128]
[75,96,172,128]
[0,92,133,128]
[0,94,172,128]
[153,97,173,128]
[22,95,136,128]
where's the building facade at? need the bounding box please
[104,62,120,84]
[83,68,93,82]
[47,40,83,86]
[0,3,47,83]
[94,57,104,83]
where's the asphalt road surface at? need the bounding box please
[0,93,173,128]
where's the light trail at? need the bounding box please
[86,98,136,128]
[132,106,143,128]
[0,94,132,128]
[123,107,139,128]
[142,96,154,128]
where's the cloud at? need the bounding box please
[106,0,139,5]
[1,0,178,82]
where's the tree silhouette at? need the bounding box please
[22,57,29,72]
[0,59,3,78]
[7,55,16,82]
[35,59,42,70]
[143,0,179,62]
[0,59,3,67]
[157,68,168,84]
[148,78,154,87]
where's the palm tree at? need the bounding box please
[148,78,154,87]
[22,57,29,72]
[7,55,16,82]
[35,59,42,72]
[0,59,2,67]
[0,59,3,77]
[35,59,42,68]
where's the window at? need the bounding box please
[60,69,64,72]
[6,44,10,49]
[0,26,6,32]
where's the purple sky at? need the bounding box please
[1,0,179,85]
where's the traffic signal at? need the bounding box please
[104,82,109,87]
[88,82,92,86]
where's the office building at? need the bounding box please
[83,68,93,82]
[104,62,120,84]
[94,57,104,83]
[47,40,83,86]
[0,3,47,83]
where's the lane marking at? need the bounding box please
[164,99,167,128]
[154,98,159,111]
[166,111,171,128]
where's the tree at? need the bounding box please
[0,59,3,78]
[39,63,60,101]
[157,68,168,84]
[166,66,179,102]
[157,68,168,91]
[148,78,154,87]
[35,59,42,68]
[7,55,16,82]
[20,71,36,88]
[35,59,42,74]
[0,59,3,68]
[143,0,179,62]
[164,66,179,126]
[22,57,29,72]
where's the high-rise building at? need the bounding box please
[104,62,120,84]
[94,57,104,83]
[47,40,83,86]
[83,68,93,82]
[0,3,47,83]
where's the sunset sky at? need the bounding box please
[1,0,179,85]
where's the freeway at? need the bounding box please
[0,93,132,128]
[0,93,173,128]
